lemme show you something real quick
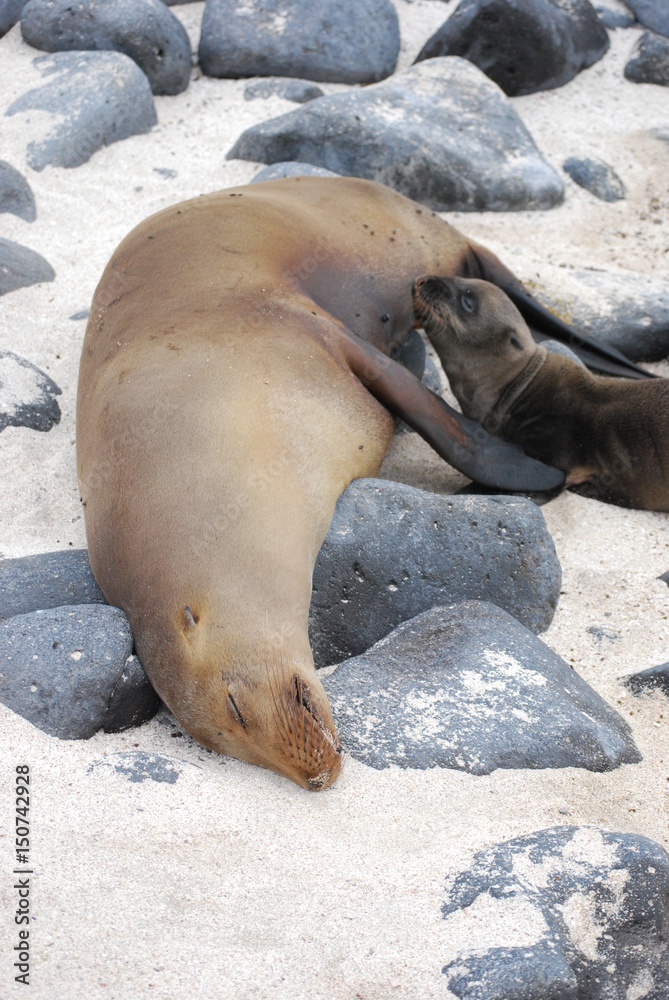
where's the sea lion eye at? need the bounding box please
[460,292,476,314]
[510,335,523,350]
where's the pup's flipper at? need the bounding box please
[341,331,566,492]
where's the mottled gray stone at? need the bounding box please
[0,605,159,738]
[0,0,27,36]
[309,480,561,667]
[0,350,61,432]
[624,0,669,37]
[324,603,640,774]
[0,549,105,621]
[532,265,669,361]
[21,0,191,95]
[0,239,54,295]
[415,0,609,96]
[244,78,324,103]
[6,51,157,170]
[595,4,636,30]
[624,662,669,697]
[442,826,669,999]
[0,161,36,221]
[563,155,626,201]
[542,338,586,366]
[625,30,669,86]
[228,59,564,212]
[87,751,188,782]
[252,161,340,183]
[199,0,400,85]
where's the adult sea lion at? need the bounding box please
[77,176,646,790]
[413,274,669,511]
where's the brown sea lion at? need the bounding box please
[413,274,669,511]
[76,176,645,791]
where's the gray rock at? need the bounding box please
[563,154,626,201]
[252,161,341,183]
[0,605,159,738]
[624,662,669,697]
[310,481,561,668]
[624,0,669,37]
[0,549,106,621]
[625,30,669,86]
[324,602,641,774]
[0,350,61,432]
[532,264,669,361]
[21,0,191,95]
[5,51,157,171]
[199,0,400,85]
[415,0,609,97]
[595,5,636,30]
[541,338,586,366]
[228,59,564,212]
[87,751,190,782]
[442,826,669,998]
[0,239,54,295]
[0,161,36,221]
[244,78,324,103]
[0,0,27,37]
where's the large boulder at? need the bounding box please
[228,58,564,212]
[309,480,561,667]
[441,826,669,998]
[323,602,641,775]
[624,0,669,37]
[199,0,399,85]
[5,52,157,170]
[415,0,609,96]
[0,605,160,738]
[20,0,191,95]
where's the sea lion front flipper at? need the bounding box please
[340,332,566,492]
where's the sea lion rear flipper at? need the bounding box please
[340,332,566,492]
[466,243,655,380]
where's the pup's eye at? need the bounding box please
[460,292,476,313]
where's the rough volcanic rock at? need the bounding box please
[6,51,157,170]
[595,4,636,30]
[0,0,27,37]
[563,155,626,200]
[244,78,324,103]
[0,605,159,738]
[441,826,669,998]
[323,603,641,774]
[624,0,669,37]
[624,662,669,697]
[625,30,669,86]
[530,263,669,361]
[0,350,61,432]
[252,161,340,183]
[228,58,564,212]
[21,0,191,95]
[199,0,400,85]
[309,480,561,667]
[0,549,106,621]
[0,239,54,295]
[0,161,36,221]
[415,0,609,97]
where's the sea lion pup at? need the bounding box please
[77,176,638,790]
[413,275,669,511]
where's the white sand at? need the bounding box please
[0,3,668,998]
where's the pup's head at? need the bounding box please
[412,276,537,425]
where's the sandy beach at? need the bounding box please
[0,2,668,997]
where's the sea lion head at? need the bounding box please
[145,606,343,791]
[412,276,538,426]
